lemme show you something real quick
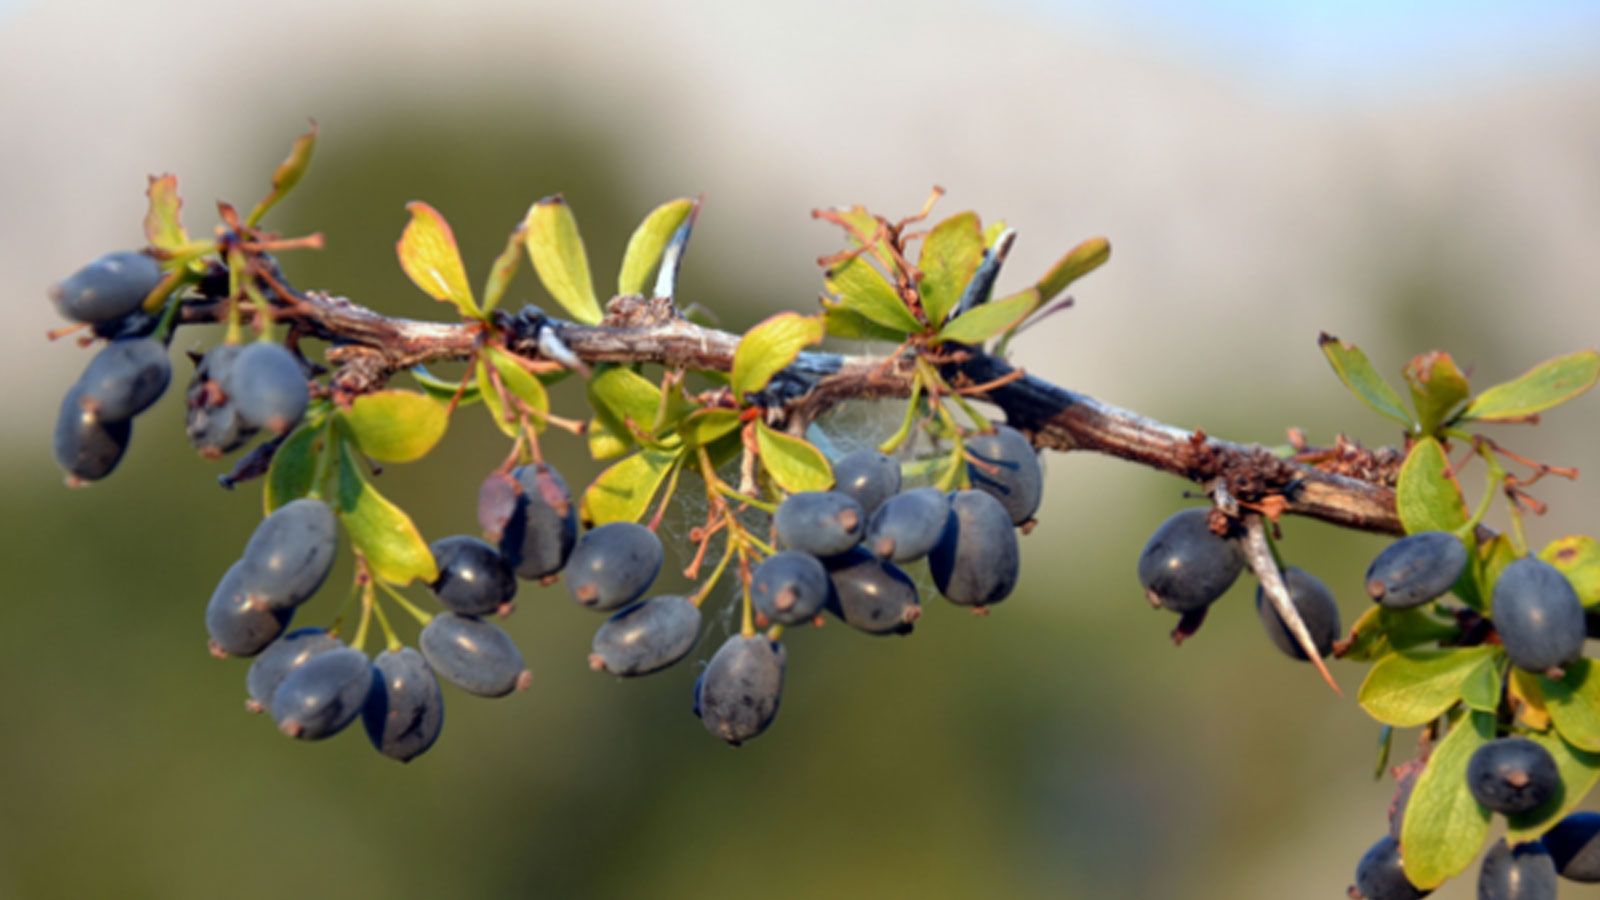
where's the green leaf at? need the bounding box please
[408,365,481,407]
[917,212,984,327]
[822,302,909,342]
[1036,236,1110,302]
[143,174,187,250]
[476,361,516,438]
[1540,535,1600,607]
[1460,653,1506,714]
[588,364,663,449]
[1403,351,1471,435]
[1543,659,1600,752]
[731,312,825,400]
[1462,350,1600,422]
[1358,646,1496,727]
[335,444,437,585]
[1318,334,1414,425]
[341,390,448,464]
[1505,729,1600,842]
[618,198,694,295]
[264,424,322,514]
[396,201,480,319]
[982,219,1008,247]
[524,195,602,325]
[246,122,317,227]
[1469,533,1518,611]
[581,449,680,526]
[1340,605,1461,662]
[487,347,549,420]
[755,421,834,493]
[935,288,1040,346]
[679,408,742,447]
[825,254,921,335]
[823,204,896,270]
[1395,437,1468,535]
[480,222,527,314]
[1399,710,1494,889]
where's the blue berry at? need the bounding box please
[420,614,531,697]
[929,489,1019,608]
[774,491,864,558]
[205,562,291,658]
[53,384,132,484]
[588,595,701,676]
[1478,839,1558,900]
[1467,737,1559,816]
[226,342,308,435]
[362,647,445,762]
[1137,508,1244,613]
[1353,834,1431,900]
[246,628,340,713]
[693,634,785,746]
[565,522,664,611]
[865,487,951,564]
[500,463,578,580]
[824,547,920,635]
[751,551,830,626]
[75,337,171,422]
[1365,531,1468,609]
[1542,812,1600,883]
[831,449,900,515]
[50,250,163,324]
[1255,567,1340,661]
[1493,557,1585,674]
[241,498,338,610]
[430,535,517,616]
[271,646,373,740]
[965,423,1042,525]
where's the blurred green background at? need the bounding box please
[2,2,1598,898]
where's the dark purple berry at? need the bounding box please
[1353,833,1431,900]
[1366,531,1468,609]
[246,628,340,713]
[965,423,1042,525]
[1493,557,1585,674]
[240,498,337,610]
[271,646,373,740]
[565,522,663,611]
[53,384,132,484]
[1255,567,1340,661]
[500,463,578,580]
[865,487,951,564]
[1137,508,1244,613]
[774,491,864,558]
[50,250,163,324]
[430,535,517,616]
[205,561,292,658]
[588,595,701,677]
[694,634,785,746]
[751,551,830,626]
[226,342,308,435]
[831,449,900,515]
[1467,737,1560,816]
[420,614,531,698]
[75,337,171,422]
[929,489,1019,608]
[362,647,444,762]
[1542,811,1600,882]
[1478,839,1558,900]
[824,547,920,635]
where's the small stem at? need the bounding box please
[714,480,777,513]
[738,547,755,637]
[351,580,375,652]
[376,579,434,627]
[306,423,337,501]
[691,538,737,608]
[370,593,402,652]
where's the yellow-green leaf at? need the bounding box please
[264,424,323,514]
[1505,730,1600,842]
[408,365,481,406]
[397,201,479,318]
[731,312,825,400]
[1399,710,1495,889]
[478,349,550,437]
[824,204,896,270]
[1463,350,1600,422]
[1036,236,1110,302]
[143,174,187,250]
[524,195,602,325]
[1460,653,1506,714]
[755,421,833,493]
[480,222,527,313]
[935,288,1041,346]
[1396,437,1468,535]
[918,212,984,328]
[1339,605,1461,662]
[825,254,921,335]
[581,449,680,526]
[1358,646,1496,727]
[588,364,662,447]
[246,122,317,227]
[341,390,448,464]
[1543,659,1600,752]
[1319,333,1413,425]
[983,219,1008,247]
[679,408,742,447]
[618,198,694,295]
[1542,536,1600,607]
[476,360,515,438]
[586,416,630,461]
[335,444,437,585]
[823,302,909,342]
[1403,350,1471,434]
